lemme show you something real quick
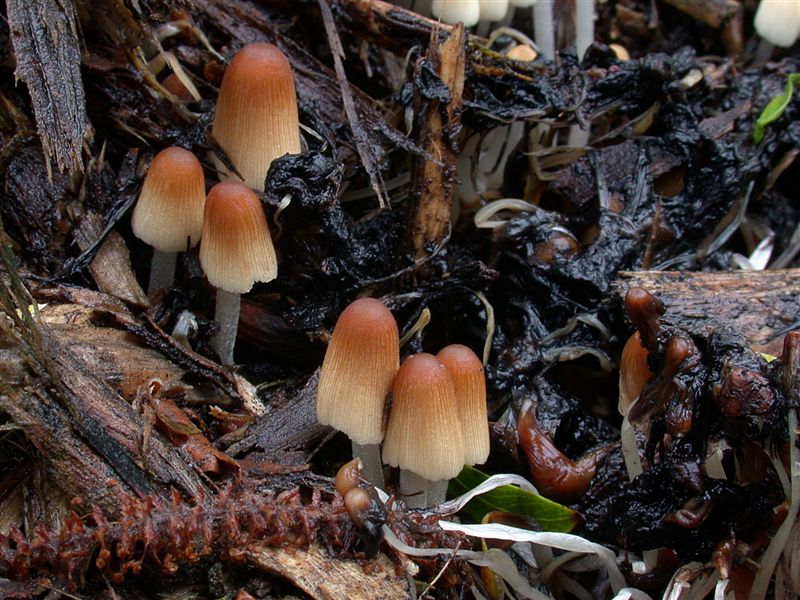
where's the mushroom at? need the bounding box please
[533,0,555,61]
[382,353,465,508]
[618,331,652,480]
[574,0,595,61]
[211,43,301,191]
[316,298,399,488]
[431,0,481,27]
[199,182,277,365]
[436,344,490,467]
[478,0,509,24]
[619,331,652,417]
[754,0,800,62]
[131,146,206,294]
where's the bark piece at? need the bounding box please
[225,372,329,457]
[73,211,149,307]
[7,0,86,176]
[247,544,409,600]
[614,269,800,356]
[410,24,466,259]
[319,0,388,208]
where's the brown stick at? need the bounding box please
[410,24,466,259]
[613,269,800,356]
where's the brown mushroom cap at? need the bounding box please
[316,298,399,445]
[131,147,206,252]
[618,331,652,417]
[382,353,466,482]
[211,43,301,191]
[437,344,490,466]
[198,182,277,293]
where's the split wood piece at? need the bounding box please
[0,315,234,409]
[0,387,132,518]
[31,285,265,415]
[6,323,209,501]
[410,23,466,260]
[661,0,740,29]
[72,211,149,308]
[613,269,800,356]
[225,371,329,457]
[247,544,410,600]
[6,0,86,176]
[332,0,455,50]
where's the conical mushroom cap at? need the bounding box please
[619,331,651,417]
[437,344,489,466]
[199,182,277,293]
[432,0,481,26]
[212,43,301,191]
[131,147,206,252]
[754,0,800,47]
[382,353,466,482]
[316,298,399,445]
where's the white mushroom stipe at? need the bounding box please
[211,288,241,366]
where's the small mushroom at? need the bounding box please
[382,353,465,508]
[431,0,480,26]
[212,43,301,191]
[131,147,205,293]
[316,298,400,488]
[199,182,277,365]
[436,344,490,467]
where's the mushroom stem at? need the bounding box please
[427,479,449,506]
[352,441,385,489]
[575,0,595,61]
[148,249,178,294]
[211,288,241,365]
[398,471,449,508]
[533,0,555,61]
[754,39,774,64]
[399,469,430,508]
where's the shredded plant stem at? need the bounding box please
[751,408,800,599]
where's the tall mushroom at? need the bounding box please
[131,147,206,293]
[437,344,490,467]
[199,182,277,365]
[382,353,465,508]
[316,298,399,488]
[211,43,301,191]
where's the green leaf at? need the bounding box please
[754,73,800,143]
[447,465,579,533]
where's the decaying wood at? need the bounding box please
[318,0,389,209]
[248,544,410,600]
[32,285,265,414]
[332,0,454,50]
[6,0,86,177]
[614,269,800,355]
[410,24,466,259]
[73,211,149,308]
[226,371,329,457]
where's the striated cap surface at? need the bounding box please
[316,298,399,444]
[382,353,465,481]
[212,43,301,191]
[437,344,489,466]
[132,147,206,252]
[199,182,277,293]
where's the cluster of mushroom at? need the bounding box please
[131,43,300,365]
[315,298,490,508]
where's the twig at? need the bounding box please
[317,0,388,209]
